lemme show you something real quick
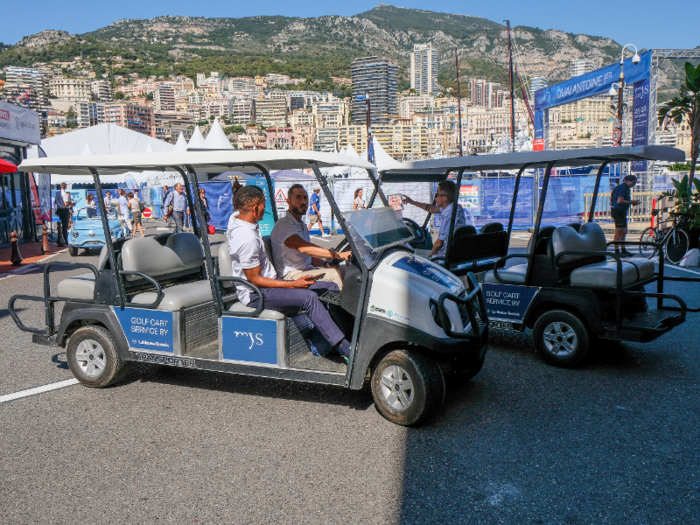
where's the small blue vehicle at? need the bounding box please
[68,207,125,256]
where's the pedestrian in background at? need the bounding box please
[164,183,189,234]
[307,185,330,238]
[162,185,173,226]
[117,189,132,236]
[54,182,72,246]
[611,174,640,257]
[353,188,366,210]
[86,193,97,218]
[129,192,145,237]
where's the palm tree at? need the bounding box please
[658,62,700,189]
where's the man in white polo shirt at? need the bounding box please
[227,185,352,360]
[271,184,351,289]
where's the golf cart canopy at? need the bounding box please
[379,146,685,182]
[17,150,376,176]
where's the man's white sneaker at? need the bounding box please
[322,233,330,238]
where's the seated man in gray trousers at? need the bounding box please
[226,185,352,360]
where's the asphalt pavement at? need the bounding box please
[1,224,699,524]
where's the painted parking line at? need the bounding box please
[0,379,79,405]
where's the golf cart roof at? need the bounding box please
[379,146,685,182]
[18,149,376,176]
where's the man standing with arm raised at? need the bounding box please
[227,186,352,360]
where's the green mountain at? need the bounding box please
[0,5,694,99]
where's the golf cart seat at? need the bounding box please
[552,223,654,288]
[217,240,288,320]
[479,222,504,234]
[57,273,97,300]
[440,225,509,276]
[124,234,213,311]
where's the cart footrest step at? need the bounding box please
[622,309,683,330]
[32,333,57,347]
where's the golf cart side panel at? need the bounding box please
[350,315,487,390]
[520,289,603,333]
[57,303,131,361]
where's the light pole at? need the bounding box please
[610,44,641,147]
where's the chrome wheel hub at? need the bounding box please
[542,322,578,357]
[75,339,106,377]
[380,365,414,410]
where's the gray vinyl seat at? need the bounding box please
[553,223,654,289]
[483,264,527,284]
[217,240,287,319]
[57,272,96,300]
[126,234,212,310]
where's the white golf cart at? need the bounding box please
[9,150,488,426]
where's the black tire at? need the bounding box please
[66,325,130,388]
[68,245,79,256]
[639,227,658,259]
[371,350,445,426]
[665,229,690,265]
[532,310,590,368]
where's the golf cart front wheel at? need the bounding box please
[371,350,445,426]
[532,310,590,368]
[66,325,130,388]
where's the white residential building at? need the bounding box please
[410,43,438,96]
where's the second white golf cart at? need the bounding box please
[10,150,488,426]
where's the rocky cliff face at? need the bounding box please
[3,4,695,97]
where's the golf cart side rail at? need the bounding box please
[9,261,100,336]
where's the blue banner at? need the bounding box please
[535,51,651,110]
[246,179,275,236]
[481,283,538,322]
[199,181,234,230]
[114,307,175,353]
[631,78,650,173]
[221,317,278,364]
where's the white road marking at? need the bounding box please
[0,379,79,405]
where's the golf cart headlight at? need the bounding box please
[430,300,443,329]
[72,231,79,238]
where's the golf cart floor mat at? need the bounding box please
[287,317,347,374]
[318,289,342,306]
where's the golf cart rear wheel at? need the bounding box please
[66,325,129,388]
[371,350,445,426]
[533,310,590,368]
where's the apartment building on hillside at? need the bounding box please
[410,44,438,96]
[351,57,398,125]
[104,102,155,137]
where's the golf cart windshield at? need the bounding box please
[343,207,414,267]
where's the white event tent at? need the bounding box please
[28,123,176,185]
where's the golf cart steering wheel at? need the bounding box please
[403,218,426,243]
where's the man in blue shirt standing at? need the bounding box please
[164,183,190,234]
[307,185,330,238]
[117,189,132,236]
[611,175,640,257]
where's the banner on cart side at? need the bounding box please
[221,316,278,365]
[481,283,538,322]
[114,308,175,352]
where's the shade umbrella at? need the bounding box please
[0,158,18,173]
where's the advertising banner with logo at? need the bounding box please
[0,101,41,145]
[631,78,651,173]
[535,51,651,111]
[246,179,275,236]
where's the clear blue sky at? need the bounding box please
[4,0,699,50]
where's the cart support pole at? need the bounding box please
[250,163,278,222]
[526,161,556,285]
[506,164,531,244]
[445,169,465,262]
[587,161,610,223]
[182,165,222,317]
[366,168,389,207]
[89,167,124,308]
[310,163,369,388]
[179,169,200,237]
